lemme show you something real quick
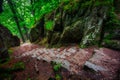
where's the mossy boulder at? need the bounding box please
[59,21,84,44]
[0,24,20,48]
[0,25,19,48]
[0,24,20,63]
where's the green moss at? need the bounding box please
[45,21,54,31]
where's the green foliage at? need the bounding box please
[45,21,54,30]
[51,61,62,80]
[0,0,60,37]
[103,39,120,50]
[53,63,61,72]
[55,74,62,80]
[51,61,61,72]
[12,62,25,71]
[26,78,31,80]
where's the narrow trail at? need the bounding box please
[11,43,120,80]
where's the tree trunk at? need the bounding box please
[0,0,3,13]
[7,0,25,42]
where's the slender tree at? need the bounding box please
[7,0,25,42]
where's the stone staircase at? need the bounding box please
[13,43,120,80]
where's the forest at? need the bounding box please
[0,0,120,80]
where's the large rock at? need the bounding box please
[0,24,20,62]
[59,21,84,44]
[47,1,109,47]
[80,6,108,47]
[0,24,20,48]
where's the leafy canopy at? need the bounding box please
[0,0,60,37]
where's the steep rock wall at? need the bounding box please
[29,0,115,48]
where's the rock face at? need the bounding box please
[29,0,112,47]
[0,24,20,62]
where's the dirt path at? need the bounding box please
[11,43,120,80]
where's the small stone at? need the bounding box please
[84,61,107,72]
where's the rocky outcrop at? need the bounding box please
[0,24,20,48]
[29,0,116,48]
[0,24,20,62]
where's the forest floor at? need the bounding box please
[0,43,120,80]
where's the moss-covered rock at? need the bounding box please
[60,20,84,44]
[29,0,116,48]
[0,24,20,63]
[80,6,109,48]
